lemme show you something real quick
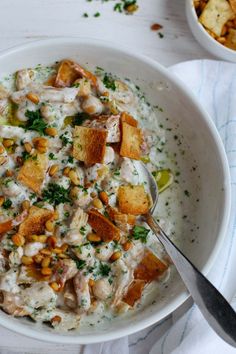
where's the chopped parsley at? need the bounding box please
[49,152,57,160]
[59,133,72,146]
[25,110,48,135]
[74,258,86,270]
[42,183,71,206]
[103,74,116,91]
[68,156,74,163]
[73,112,90,126]
[2,199,12,209]
[94,12,101,17]
[98,262,111,277]
[132,225,150,243]
[21,151,31,161]
[80,226,86,235]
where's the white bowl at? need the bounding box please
[0,38,231,343]
[186,0,236,62]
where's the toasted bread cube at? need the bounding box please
[120,112,138,127]
[88,209,120,242]
[122,280,146,307]
[18,206,54,237]
[229,0,236,13]
[117,185,149,215]
[55,59,97,88]
[106,206,136,232]
[120,122,142,160]
[73,126,107,165]
[54,60,80,88]
[199,0,234,37]
[134,249,168,282]
[225,28,236,50]
[17,154,48,194]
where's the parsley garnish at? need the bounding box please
[98,262,111,277]
[132,225,150,243]
[60,133,72,146]
[68,156,74,164]
[49,152,57,160]
[103,74,116,91]
[2,199,12,209]
[21,151,31,161]
[25,110,48,135]
[74,258,86,270]
[73,112,90,126]
[42,183,70,206]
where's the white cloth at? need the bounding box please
[0,60,236,354]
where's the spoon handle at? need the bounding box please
[146,213,236,347]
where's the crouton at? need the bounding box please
[120,112,138,127]
[72,126,107,165]
[84,115,121,143]
[225,28,236,50]
[55,60,97,88]
[122,280,146,307]
[229,0,236,13]
[199,0,234,37]
[117,185,149,215]
[106,206,136,232]
[120,122,142,160]
[88,209,120,242]
[17,154,48,194]
[18,206,54,237]
[134,249,168,282]
[54,60,80,88]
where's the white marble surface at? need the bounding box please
[0,0,219,352]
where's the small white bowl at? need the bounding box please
[0,38,231,343]
[186,0,236,62]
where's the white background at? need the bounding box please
[0,0,217,352]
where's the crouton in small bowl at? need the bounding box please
[186,0,236,62]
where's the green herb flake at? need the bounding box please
[2,199,12,209]
[132,225,150,243]
[103,74,116,91]
[24,110,48,135]
[49,152,57,160]
[98,262,111,277]
[42,183,71,206]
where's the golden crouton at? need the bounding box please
[54,60,80,88]
[117,185,149,215]
[123,280,146,307]
[199,0,234,37]
[120,112,138,127]
[134,249,168,282]
[229,0,236,13]
[120,122,142,160]
[88,209,120,242]
[106,206,136,232]
[18,206,54,237]
[17,154,48,194]
[55,59,97,88]
[73,126,107,165]
[225,28,236,50]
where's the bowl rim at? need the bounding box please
[185,0,236,57]
[0,37,231,344]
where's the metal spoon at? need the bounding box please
[139,163,236,347]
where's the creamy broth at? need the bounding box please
[0,61,199,331]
